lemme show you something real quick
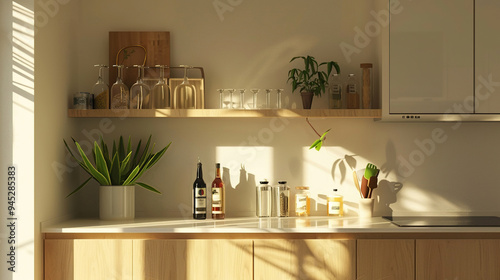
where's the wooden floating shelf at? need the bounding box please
[68,109,381,118]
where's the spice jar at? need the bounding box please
[295,186,310,217]
[256,180,272,217]
[273,181,290,217]
[327,189,343,217]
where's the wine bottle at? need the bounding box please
[211,163,225,219]
[193,160,207,219]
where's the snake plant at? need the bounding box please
[64,135,171,197]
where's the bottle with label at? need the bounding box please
[327,189,343,217]
[295,186,310,217]
[346,74,360,109]
[329,74,343,109]
[211,163,225,219]
[193,160,207,220]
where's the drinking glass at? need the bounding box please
[238,89,246,109]
[174,65,197,109]
[130,65,151,109]
[250,89,260,109]
[152,65,171,109]
[276,88,284,109]
[110,65,129,109]
[92,65,109,109]
[265,89,273,109]
[218,89,225,109]
[225,89,235,109]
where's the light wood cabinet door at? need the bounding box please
[357,239,415,280]
[253,239,356,280]
[416,239,500,280]
[133,239,253,280]
[44,239,133,280]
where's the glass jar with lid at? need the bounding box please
[256,180,272,217]
[327,188,343,217]
[295,186,310,216]
[273,181,290,217]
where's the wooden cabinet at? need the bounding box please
[253,239,356,280]
[44,239,133,280]
[357,239,414,280]
[416,239,500,280]
[389,0,474,114]
[133,239,253,280]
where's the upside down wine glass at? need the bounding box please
[152,65,171,109]
[110,65,129,109]
[130,65,151,109]
[174,65,197,109]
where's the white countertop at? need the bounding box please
[42,216,500,234]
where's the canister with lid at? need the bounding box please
[256,180,272,217]
[295,186,310,216]
[273,181,290,217]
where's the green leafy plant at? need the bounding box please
[64,135,171,197]
[287,55,340,97]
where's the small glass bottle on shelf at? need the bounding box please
[130,65,151,109]
[152,65,171,109]
[327,189,343,217]
[346,74,360,109]
[92,64,109,109]
[295,186,310,217]
[110,65,130,109]
[329,74,342,109]
[360,63,373,109]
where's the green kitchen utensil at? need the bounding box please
[364,163,378,179]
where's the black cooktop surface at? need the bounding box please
[383,216,500,227]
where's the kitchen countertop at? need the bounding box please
[42,216,500,234]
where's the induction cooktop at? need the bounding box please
[383,216,500,227]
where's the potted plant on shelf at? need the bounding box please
[287,55,340,109]
[64,135,171,220]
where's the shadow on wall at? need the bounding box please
[224,166,257,217]
[330,140,404,217]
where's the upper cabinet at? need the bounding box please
[475,0,500,113]
[389,0,474,115]
[384,0,500,121]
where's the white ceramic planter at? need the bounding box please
[99,185,135,220]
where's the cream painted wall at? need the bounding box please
[34,0,80,279]
[45,0,500,220]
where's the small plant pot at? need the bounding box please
[99,185,135,220]
[301,92,314,109]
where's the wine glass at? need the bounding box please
[110,65,130,109]
[174,65,197,109]
[217,89,225,109]
[92,64,109,109]
[130,65,151,109]
[225,89,235,109]
[250,89,260,109]
[238,89,246,109]
[276,89,284,109]
[265,89,273,109]
[152,65,171,109]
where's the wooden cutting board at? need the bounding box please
[109,31,170,89]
